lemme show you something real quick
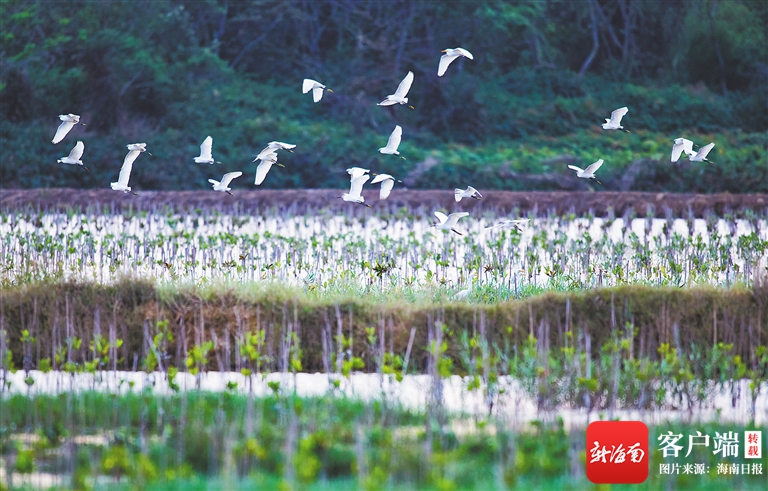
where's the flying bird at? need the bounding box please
[57,141,87,170]
[254,152,284,185]
[111,147,139,194]
[194,136,218,164]
[377,71,415,109]
[209,171,242,195]
[379,125,406,159]
[433,211,469,236]
[569,159,604,185]
[342,173,371,207]
[485,219,530,233]
[52,114,84,144]
[370,173,402,200]
[454,186,482,202]
[671,138,695,162]
[302,79,332,103]
[347,167,370,179]
[438,47,474,77]
[689,142,715,163]
[601,107,629,131]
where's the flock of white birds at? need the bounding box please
[52,46,716,235]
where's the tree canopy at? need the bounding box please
[1,0,766,192]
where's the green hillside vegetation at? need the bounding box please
[1,1,766,192]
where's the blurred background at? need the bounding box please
[0,0,766,192]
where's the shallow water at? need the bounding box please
[4,370,766,428]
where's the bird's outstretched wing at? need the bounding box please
[208,179,220,186]
[385,125,402,152]
[349,174,370,197]
[447,212,469,227]
[377,98,397,106]
[456,47,474,59]
[117,153,134,187]
[671,142,685,162]
[379,178,395,199]
[347,167,369,179]
[269,141,296,150]
[437,54,459,77]
[312,87,324,103]
[302,79,317,94]
[484,223,503,232]
[682,139,694,156]
[454,188,464,202]
[52,121,75,144]
[696,142,715,159]
[568,165,584,173]
[68,141,84,160]
[199,136,213,162]
[434,211,448,224]
[467,186,481,198]
[394,71,414,98]
[609,107,628,125]
[370,173,392,184]
[254,161,273,185]
[220,171,243,187]
[584,159,604,175]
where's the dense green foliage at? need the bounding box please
[1,392,765,490]
[1,1,767,191]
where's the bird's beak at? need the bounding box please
[473,196,481,200]
[277,163,285,167]
[441,50,447,53]
[400,156,406,160]
[226,191,234,196]
[83,166,89,171]
[132,192,139,196]
[148,152,154,156]
[288,149,294,153]
[409,105,415,110]
[327,89,333,93]
[81,123,87,126]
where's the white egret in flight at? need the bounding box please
[111,146,140,194]
[370,173,402,200]
[341,174,371,207]
[569,159,604,185]
[52,114,84,144]
[209,171,242,195]
[302,79,332,103]
[689,142,715,163]
[438,47,473,77]
[57,141,87,170]
[485,219,529,233]
[194,136,219,164]
[433,211,469,236]
[377,71,415,109]
[454,186,482,202]
[379,125,406,159]
[601,107,629,131]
